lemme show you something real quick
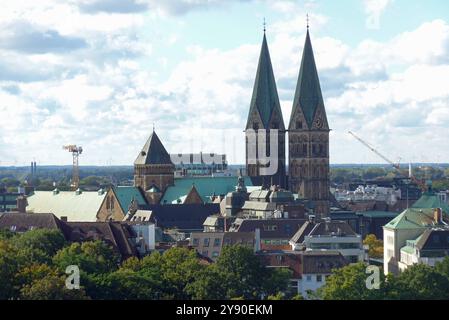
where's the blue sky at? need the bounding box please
[0,0,449,166]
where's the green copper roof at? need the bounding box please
[289,30,325,128]
[27,190,106,222]
[113,186,147,213]
[412,191,449,214]
[384,207,448,230]
[161,176,255,204]
[400,245,415,255]
[246,34,284,129]
[134,130,173,165]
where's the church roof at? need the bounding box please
[112,186,148,214]
[161,176,255,204]
[134,130,173,165]
[246,33,284,129]
[289,30,325,128]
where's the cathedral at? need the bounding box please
[245,27,330,217]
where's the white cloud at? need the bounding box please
[364,0,392,29]
[0,1,448,166]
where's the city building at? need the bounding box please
[171,152,228,177]
[383,207,449,275]
[229,218,305,250]
[189,231,259,261]
[27,188,107,222]
[0,212,153,259]
[258,249,348,299]
[398,228,449,271]
[290,218,364,262]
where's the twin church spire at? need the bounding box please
[245,20,330,217]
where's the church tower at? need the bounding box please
[245,31,286,189]
[134,130,174,195]
[288,28,330,218]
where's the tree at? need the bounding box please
[0,240,20,299]
[14,229,66,265]
[317,262,386,300]
[363,234,383,259]
[187,245,292,300]
[385,264,449,300]
[53,241,120,275]
[159,247,206,299]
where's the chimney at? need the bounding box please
[16,195,27,213]
[254,228,261,252]
[434,208,443,225]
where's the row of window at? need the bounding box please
[308,242,361,250]
[192,237,221,247]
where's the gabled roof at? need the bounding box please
[0,212,63,232]
[385,208,449,230]
[27,191,106,222]
[147,203,220,231]
[289,30,326,129]
[230,218,305,239]
[134,130,173,165]
[301,251,348,274]
[183,185,204,204]
[113,186,148,213]
[415,228,449,251]
[161,176,254,204]
[308,221,358,237]
[246,33,284,129]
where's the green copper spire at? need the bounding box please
[289,29,325,129]
[246,33,284,130]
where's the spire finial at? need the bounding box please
[307,13,309,30]
[153,122,155,132]
[263,17,266,34]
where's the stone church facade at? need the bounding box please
[246,28,330,217]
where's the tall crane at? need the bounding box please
[63,145,83,190]
[348,131,426,191]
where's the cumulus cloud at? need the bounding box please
[0,1,448,165]
[0,21,87,54]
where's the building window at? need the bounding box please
[192,238,199,246]
[253,123,259,130]
[212,251,219,258]
[10,225,17,232]
[306,275,312,282]
[203,238,210,247]
[213,238,221,247]
[387,236,394,245]
[316,275,323,282]
[263,225,277,231]
[296,121,302,129]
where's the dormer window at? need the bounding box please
[296,121,303,129]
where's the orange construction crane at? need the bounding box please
[63,145,83,190]
[348,131,427,191]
